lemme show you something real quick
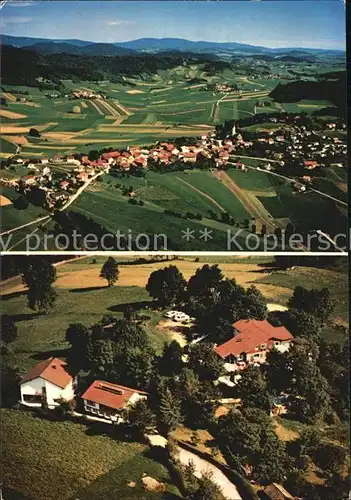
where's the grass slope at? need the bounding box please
[2,409,180,500]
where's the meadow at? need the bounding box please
[2,408,180,500]
[1,256,347,375]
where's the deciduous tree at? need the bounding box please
[146,265,186,307]
[100,257,119,287]
[22,257,57,313]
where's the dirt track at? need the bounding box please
[176,176,226,212]
[214,171,276,231]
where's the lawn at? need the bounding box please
[2,409,180,500]
[1,281,171,373]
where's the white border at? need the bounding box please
[1,251,348,256]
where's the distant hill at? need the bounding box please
[270,71,347,114]
[0,45,215,87]
[27,41,136,56]
[1,34,345,57]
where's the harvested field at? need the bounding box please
[2,135,28,145]
[0,109,27,119]
[214,170,277,231]
[0,125,31,134]
[126,89,145,94]
[0,195,13,206]
[87,100,104,115]
[1,260,292,306]
[2,92,16,102]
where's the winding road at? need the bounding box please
[228,156,347,207]
[177,446,242,500]
[1,171,105,251]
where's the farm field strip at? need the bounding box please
[214,170,277,230]
[87,100,105,115]
[175,176,226,212]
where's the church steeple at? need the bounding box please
[232,122,236,136]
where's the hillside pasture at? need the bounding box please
[2,409,179,500]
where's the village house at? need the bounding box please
[51,154,63,163]
[182,152,197,163]
[21,175,37,186]
[66,155,80,165]
[303,160,318,170]
[76,172,89,182]
[59,180,70,190]
[81,380,148,423]
[19,358,76,409]
[40,157,49,165]
[215,319,294,371]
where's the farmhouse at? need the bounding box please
[215,319,293,369]
[81,380,148,423]
[19,357,76,409]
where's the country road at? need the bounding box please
[1,171,105,251]
[177,446,242,500]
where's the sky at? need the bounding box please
[0,1,346,50]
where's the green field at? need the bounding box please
[1,60,339,158]
[1,282,169,373]
[2,409,180,500]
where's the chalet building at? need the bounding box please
[215,319,293,370]
[19,358,76,409]
[81,380,148,423]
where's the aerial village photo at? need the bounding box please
[0,0,348,252]
[0,1,349,500]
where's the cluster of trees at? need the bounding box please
[146,264,268,344]
[270,73,346,115]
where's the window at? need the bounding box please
[86,400,98,408]
[23,394,42,404]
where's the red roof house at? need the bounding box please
[20,358,75,408]
[81,380,148,422]
[215,319,293,366]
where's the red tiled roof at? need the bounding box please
[81,380,147,410]
[102,151,121,159]
[215,320,293,359]
[21,358,72,389]
[303,161,317,166]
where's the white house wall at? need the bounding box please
[20,377,75,408]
